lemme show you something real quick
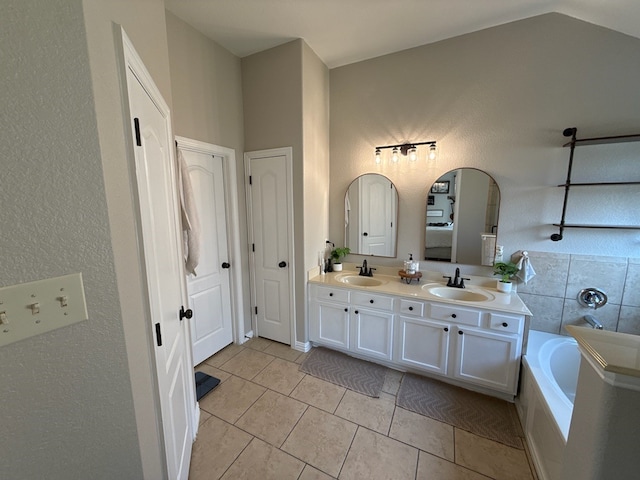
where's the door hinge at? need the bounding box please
[249,175,252,185]
[254,306,258,315]
[134,118,141,146]
[252,243,255,252]
[155,323,162,347]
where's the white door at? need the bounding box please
[359,175,396,256]
[246,149,293,345]
[123,37,193,480]
[395,316,450,375]
[182,149,233,365]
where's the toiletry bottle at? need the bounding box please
[407,253,416,274]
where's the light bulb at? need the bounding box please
[429,144,437,160]
[392,147,399,163]
[409,147,417,161]
[375,149,381,164]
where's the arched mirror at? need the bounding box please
[345,174,398,257]
[425,168,499,265]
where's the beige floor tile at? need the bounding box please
[389,407,454,461]
[290,375,346,413]
[219,348,274,380]
[220,437,304,480]
[195,363,232,384]
[244,336,274,351]
[339,427,419,480]
[251,357,306,395]
[295,351,310,364]
[263,341,303,362]
[299,464,336,480]
[189,416,252,480]
[455,429,533,480]
[281,406,357,477]
[198,409,212,426]
[335,390,396,435]
[235,390,307,447]
[204,343,244,368]
[199,375,266,423]
[382,369,403,395]
[417,451,491,479]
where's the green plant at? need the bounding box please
[493,261,519,283]
[330,247,351,263]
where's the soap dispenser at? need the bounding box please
[405,253,417,274]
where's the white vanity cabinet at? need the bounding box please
[350,291,394,361]
[309,285,350,350]
[309,280,527,398]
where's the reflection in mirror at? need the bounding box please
[425,169,499,265]
[345,174,398,257]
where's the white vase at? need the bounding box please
[333,263,343,272]
[496,280,512,293]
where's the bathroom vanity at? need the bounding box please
[308,269,531,400]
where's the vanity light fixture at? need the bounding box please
[374,141,437,164]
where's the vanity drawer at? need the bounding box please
[488,313,524,334]
[398,299,425,316]
[312,285,350,303]
[428,303,482,326]
[351,292,394,311]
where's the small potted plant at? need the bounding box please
[330,247,351,272]
[493,261,519,293]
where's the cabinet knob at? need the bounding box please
[370,299,374,304]
[409,306,414,311]
[502,322,509,327]
[329,292,333,297]
[451,313,457,318]
[458,330,464,335]
[444,327,449,332]
[354,310,360,314]
[344,308,348,312]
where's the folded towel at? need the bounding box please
[513,250,536,284]
[177,148,201,276]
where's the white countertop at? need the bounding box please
[309,267,532,316]
[566,325,640,389]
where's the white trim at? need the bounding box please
[244,147,296,346]
[174,136,246,345]
[295,341,311,353]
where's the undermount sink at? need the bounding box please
[422,284,494,302]
[335,274,386,287]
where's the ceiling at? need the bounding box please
[165,0,640,68]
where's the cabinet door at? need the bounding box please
[395,316,450,375]
[452,326,520,394]
[351,307,394,360]
[310,301,350,350]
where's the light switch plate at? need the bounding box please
[0,273,88,347]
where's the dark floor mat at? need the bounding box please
[195,371,220,401]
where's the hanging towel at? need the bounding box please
[177,148,201,276]
[344,193,351,228]
[512,250,536,284]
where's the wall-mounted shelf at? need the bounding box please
[551,127,640,241]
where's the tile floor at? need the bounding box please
[190,337,538,480]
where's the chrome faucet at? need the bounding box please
[584,314,604,330]
[443,267,469,288]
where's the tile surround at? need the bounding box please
[517,251,639,335]
[193,340,538,479]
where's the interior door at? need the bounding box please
[359,175,395,256]
[247,150,292,345]
[124,50,193,480]
[182,148,233,365]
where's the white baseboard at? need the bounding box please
[294,340,311,352]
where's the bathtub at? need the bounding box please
[516,330,580,480]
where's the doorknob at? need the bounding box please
[278,261,287,268]
[179,306,193,321]
[363,232,368,236]
[221,262,231,269]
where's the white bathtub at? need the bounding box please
[517,330,580,480]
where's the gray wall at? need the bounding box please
[329,13,640,274]
[165,11,251,333]
[0,0,165,477]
